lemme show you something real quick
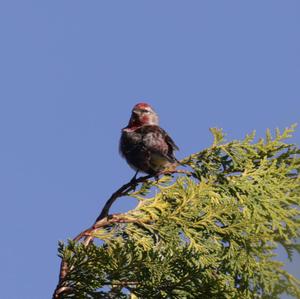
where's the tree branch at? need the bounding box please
[96,174,153,222]
[52,169,190,298]
[73,214,149,243]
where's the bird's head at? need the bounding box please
[128,103,159,127]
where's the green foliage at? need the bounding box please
[57,125,300,298]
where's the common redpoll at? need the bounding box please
[120,103,179,179]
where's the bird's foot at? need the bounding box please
[154,174,160,183]
[129,171,139,190]
[130,176,137,184]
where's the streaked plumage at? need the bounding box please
[120,103,179,176]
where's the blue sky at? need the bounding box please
[0,1,299,298]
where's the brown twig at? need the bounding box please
[96,174,153,222]
[73,214,147,243]
[77,169,191,245]
[96,169,190,223]
[52,169,191,298]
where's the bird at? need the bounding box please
[119,103,179,181]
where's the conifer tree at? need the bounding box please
[53,126,300,299]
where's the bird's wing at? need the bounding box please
[164,129,179,151]
[136,125,179,162]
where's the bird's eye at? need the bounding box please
[141,109,150,113]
